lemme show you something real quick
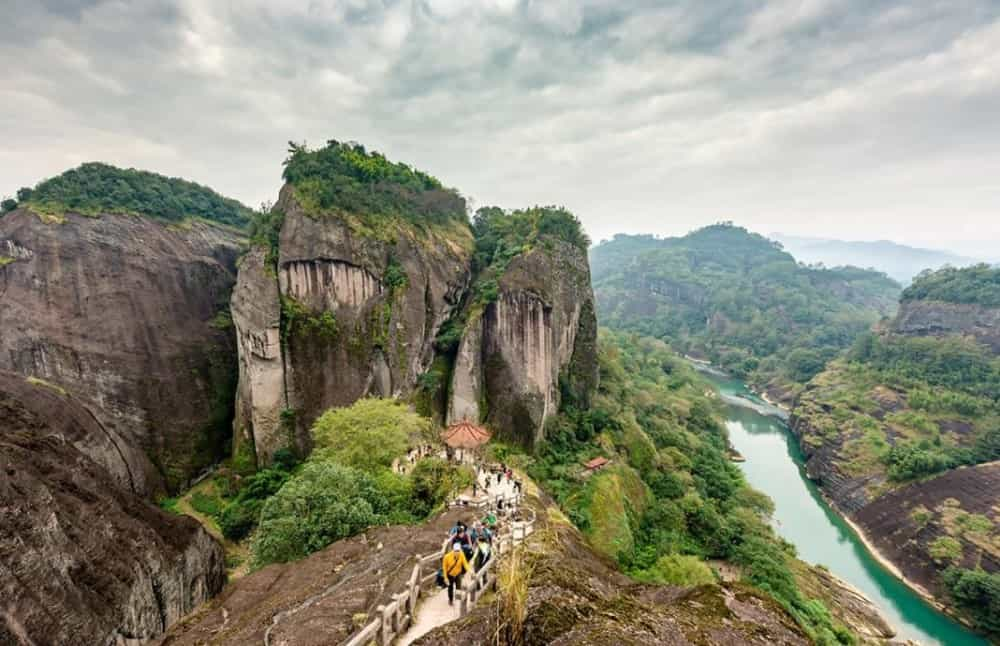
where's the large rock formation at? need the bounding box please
[0,209,242,495]
[891,299,1000,352]
[231,186,471,462]
[0,370,225,645]
[448,240,598,445]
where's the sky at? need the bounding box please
[2,0,999,257]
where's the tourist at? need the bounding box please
[474,537,491,571]
[442,544,469,605]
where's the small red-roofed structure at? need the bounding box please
[583,456,610,472]
[441,419,492,450]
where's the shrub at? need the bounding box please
[928,536,963,562]
[190,491,224,518]
[251,461,389,567]
[634,554,716,586]
[311,398,428,472]
[942,567,1000,635]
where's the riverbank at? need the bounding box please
[712,373,986,645]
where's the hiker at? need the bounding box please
[454,527,475,561]
[474,537,492,571]
[442,543,469,605]
[496,471,502,485]
[482,510,497,528]
[472,481,478,497]
[449,520,468,537]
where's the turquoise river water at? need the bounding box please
[710,374,985,646]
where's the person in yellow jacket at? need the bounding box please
[442,543,470,605]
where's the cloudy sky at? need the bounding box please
[2,0,999,256]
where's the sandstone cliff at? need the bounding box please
[0,370,225,645]
[0,209,243,495]
[232,185,471,462]
[447,240,598,445]
[891,298,1000,351]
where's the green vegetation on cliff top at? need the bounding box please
[11,162,252,227]
[282,140,467,227]
[506,329,852,644]
[901,264,1000,308]
[590,224,900,399]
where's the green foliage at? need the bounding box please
[410,457,475,516]
[158,497,181,514]
[903,264,1000,307]
[928,536,963,562]
[942,567,1000,635]
[281,297,338,344]
[590,224,900,393]
[631,553,716,586]
[1,198,16,213]
[472,205,589,270]
[22,162,251,226]
[248,203,285,269]
[383,257,409,291]
[524,329,850,643]
[282,140,466,225]
[190,491,224,517]
[218,465,295,541]
[311,398,428,472]
[252,461,389,566]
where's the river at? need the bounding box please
[709,374,985,646]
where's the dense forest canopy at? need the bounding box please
[472,204,589,271]
[589,223,901,398]
[7,162,252,227]
[902,264,1000,307]
[282,140,467,225]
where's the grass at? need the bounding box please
[496,544,534,646]
[175,478,252,579]
[0,255,13,266]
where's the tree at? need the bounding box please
[1,198,16,213]
[251,461,388,567]
[311,398,430,472]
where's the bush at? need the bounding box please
[634,554,716,586]
[928,536,963,562]
[190,491,224,518]
[251,461,389,567]
[219,501,260,541]
[942,567,1000,635]
[311,398,428,472]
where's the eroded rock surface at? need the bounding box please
[0,209,242,494]
[0,370,225,645]
[231,187,471,462]
[448,241,599,445]
[892,299,1000,352]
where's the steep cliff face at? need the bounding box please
[232,186,471,462]
[0,370,225,645]
[891,299,1000,351]
[0,209,243,495]
[448,240,599,445]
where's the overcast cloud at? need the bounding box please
[2,0,998,256]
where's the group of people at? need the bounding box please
[439,518,495,604]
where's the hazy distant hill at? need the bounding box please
[771,234,979,284]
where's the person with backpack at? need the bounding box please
[474,537,492,571]
[442,543,469,605]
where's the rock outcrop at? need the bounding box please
[418,494,813,646]
[231,186,471,462]
[0,209,242,495]
[0,370,225,645]
[447,241,598,445]
[891,299,1000,352]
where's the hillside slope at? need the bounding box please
[590,225,900,403]
[790,265,1000,636]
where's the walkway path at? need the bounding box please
[395,469,521,645]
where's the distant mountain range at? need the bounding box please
[770,234,980,284]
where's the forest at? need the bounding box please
[5,162,252,227]
[589,223,901,399]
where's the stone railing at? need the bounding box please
[341,506,536,646]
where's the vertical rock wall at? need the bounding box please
[0,210,243,495]
[231,187,471,462]
[448,239,599,445]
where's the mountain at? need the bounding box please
[590,225,901,403]
[771,233,979,284]
[790,265,1000,636]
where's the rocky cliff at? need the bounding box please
[0,370,225,645]
[891,298,1000,351]
[447,240,598,445]
[0,209,243,495]
[232,184,472,463]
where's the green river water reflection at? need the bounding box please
[709,374,985,646]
